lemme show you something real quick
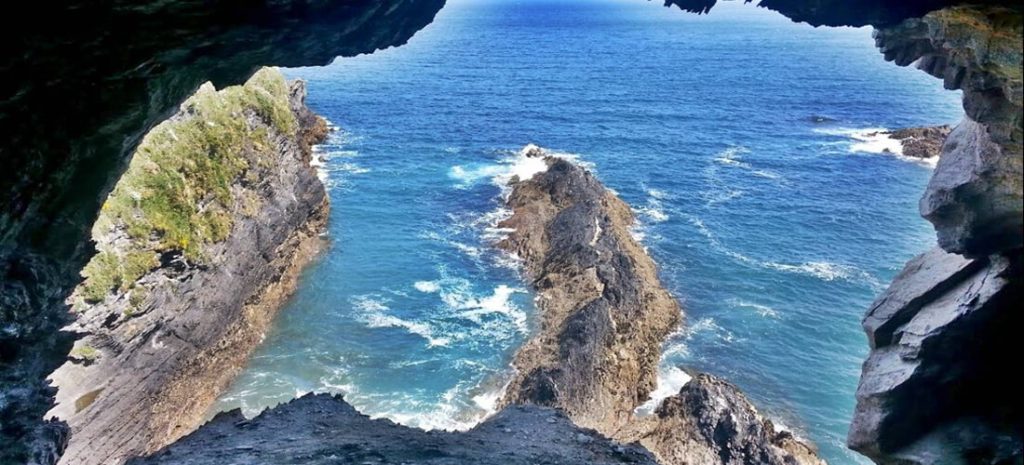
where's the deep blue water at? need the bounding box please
[215,1,963,463]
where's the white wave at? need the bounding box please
[353,295,450,347]
[815,127,920,160]
[762,260,854,281]
[714,145,752,168]
[727,298,779,318]
[703,188,744,206]
[636,205,669,223]
[635,366,692,416]
[414,281,441,293]
[647,187,669,200]
[443,284,528,334]
[710,145,784,181]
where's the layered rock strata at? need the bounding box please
[850,5,1023,464]
[130,394,660,465]
[42,68,329,465]
[497,146,825,465]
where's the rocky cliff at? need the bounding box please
[39,68,329,465]
[848,5,1023,465]
[497,146,825,465]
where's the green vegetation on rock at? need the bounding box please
[79,68,297,304]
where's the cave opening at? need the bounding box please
[2,1,1020,465]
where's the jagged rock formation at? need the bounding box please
[622,374,826,465]
[874,5,1022,256]
[849,5,1023,464]
[497,146,824,465]
[129,394,660,465]
[849,248,1021,464]
[496,146,681,433]
[885,126,952,159]
[40,68,329,465]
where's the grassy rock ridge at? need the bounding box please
[44,67,331,465]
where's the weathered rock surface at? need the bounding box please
[41,69,330,465]
[850,247,1021,464]
[885,126,952,159]
[496,146,681,433]
[129,394,659,465]
[497,146,824,465]
[621,374,826,465]
[874,6,1023,256]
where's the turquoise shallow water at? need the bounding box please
[215,1,963,463]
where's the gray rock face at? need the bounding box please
[850,7,1023,464]
[41,73,330,465]
[128,394,659,465]
[921,117,1022,256]
[874,6,1023,257]
[849,247,1022,464]
[496,148,681,433]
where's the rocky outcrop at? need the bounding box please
[129,394,660,465]
[849,247,1021,464]
[850,6,1023,464]
[622,374,826,465]
[40,68,329,465]
[874,6,1022,256]
[497,146,824,465]
[496,146,681,433]
[885,126,952,159]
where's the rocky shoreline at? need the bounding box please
[43,69,330,465]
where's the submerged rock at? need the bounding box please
[129,394,659,465]
[43,68,330,465]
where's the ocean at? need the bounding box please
[214,1,963,463]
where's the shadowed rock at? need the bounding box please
[129,394,660,465]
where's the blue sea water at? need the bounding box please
[215,1,963,463]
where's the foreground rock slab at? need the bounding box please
[130,394,659,465]
[850,247,1022,465]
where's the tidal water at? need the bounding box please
[215,1,963,463]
